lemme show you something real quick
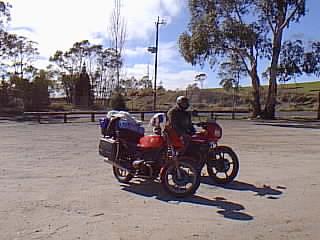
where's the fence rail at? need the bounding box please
[23,110,250,124]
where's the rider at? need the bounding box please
[167,96,195,146]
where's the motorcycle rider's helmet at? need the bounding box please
[176,96,190,110]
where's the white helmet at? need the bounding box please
[176,96,190,110]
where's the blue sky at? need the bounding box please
[7,0,320,90]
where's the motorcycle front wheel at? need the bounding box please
[161,160,200,198]
[113,166,133,183]
[206,146,239,184]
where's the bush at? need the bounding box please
[110,92,127,111]
[49,103,73,111]
[138,88,153,97]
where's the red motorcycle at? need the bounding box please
[98,114,200,198]
[154,111,239,185]
[184,119,239,184]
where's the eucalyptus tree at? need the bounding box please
[179,0,307,119]
[69,40,90,73]
[303,42,320,77]
[50,41,96,103]
[49,50,78,103]
[0,1,11,74]
[259,0,306,118]
[265,40,320,83]
[139,75,152,89]
[274,39,304,83]
[109,0,126,89]
[95,47,120,100]
[0,1,10,29]
[50,41,121,103]
[5,34,39,80]
[219,55,245,92]
[30,69,53,110]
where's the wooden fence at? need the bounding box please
[23,110,250,124]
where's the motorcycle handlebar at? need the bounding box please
[194,122,207,128]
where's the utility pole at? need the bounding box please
[148,16,165,112]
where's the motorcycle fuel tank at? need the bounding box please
[139,135,164,149]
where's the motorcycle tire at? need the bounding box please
[161,159,200,198]
[206,145,239,184]
[113,166,133,183]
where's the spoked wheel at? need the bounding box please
[113,166,133,183]
[161,160,200,198]
[206,146,239,184]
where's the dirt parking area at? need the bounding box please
[0,119,319,240]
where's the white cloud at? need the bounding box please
[124,47,148,57]
[8,0,183,58]
[123,63,150,80]
[158,41,180,65]
[158,67,202,90]
[123,64,202,90]
[123,41,178,62]
[7,0,200,89]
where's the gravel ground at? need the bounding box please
[0,119,319,240]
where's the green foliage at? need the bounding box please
[49,40,121,103]
[137,88,153,97]
[31,70,50,110]
[49,102,73,111]
[8,70,51,111]
[110,92,127,111]
[0,79,9,106]
[0,1,11,29]
[180,0,311,119]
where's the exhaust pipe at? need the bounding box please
[103,158,131,172]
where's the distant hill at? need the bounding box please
[126,81,320,112]
[47,81,319,112]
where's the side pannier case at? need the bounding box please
[98,137,117,161]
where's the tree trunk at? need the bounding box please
[250,65,261,118]
[263,7,285,119]
[263,31,283,119]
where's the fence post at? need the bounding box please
[210,111,214,120]
[64,113,67,123]
[91,113,95,122]
[318,92,320,120]
[37,114,41,123]
[141,112,145,121]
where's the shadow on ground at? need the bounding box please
[120,180,254,221]
[201,177,285,199]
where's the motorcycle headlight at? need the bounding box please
[214,128,222,138]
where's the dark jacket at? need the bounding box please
[167,105,195,136]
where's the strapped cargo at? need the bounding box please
[99,111,145,143]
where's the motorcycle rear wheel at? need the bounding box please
[113,166,133,183]
[206,146,239,184]
[161,160,200,198]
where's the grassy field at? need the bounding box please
[206,80,320,94]
[146,81,320,112]
[18,80,320,113]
